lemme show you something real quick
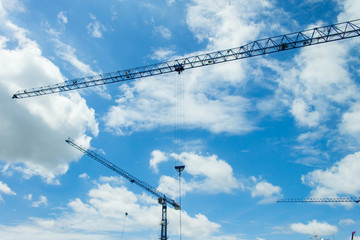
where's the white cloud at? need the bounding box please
[166,0,176,6]
[98,176,124,185]
[53,39,97,76]
[250,177,282,204]
[103,0,280,136]
[0,182,226,239]
[12,163,62,185]
[186,0,272,47]
[79,173,90,180]
[87,14,106,38]
[154,25,172,39]
[302,152,360,201]
[32,195,48,208]
[251,181,281,198]
[150,47,176,61]
[0,0,24,19]
[290,98,320,127]
[0,181,15,201]
[150,150,169,173]
[0,181,15,195]
[104,75,256,135]
[25,194,32,200]
[45,21,110,99]
[57,11,68,25]
[339,218,355,225]
[337,0,360,21]
[273,41,358,130]
[340,103,360,143]
[290,219,338,236]
[157,151,240,197]
[0,7,99,182]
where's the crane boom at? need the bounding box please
[277,197,360,203]
[65,138,180,210]
[13,19,360,99]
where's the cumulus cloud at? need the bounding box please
[150,150,169,174]
[337,0,360,21]
[339,218,355,225]
[156,151,240,198]
[150,47,176,61]
[104,74,256,135]
[290,220,338,236]
[0,6,98,183]
[273,41,358,130]
[249,177,282,204]
[340,103,360,143]
[103,0,281,136]
[186,0,272,47]
[0,181,16,201]
[0,181,224,239]
[302,152,360,202]
[290,98,320,127]
[98,175,124,185]
[0,0,24,18]
[79,173,90,180]
[32,195,48,208]
[0,181,15,195]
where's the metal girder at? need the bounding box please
[65,138,180,209]
[160,202,168,240]
[12,19,360,99]
[277,197,360,203]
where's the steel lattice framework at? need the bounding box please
[277,197,360,203]
[65,138,180,240]
[65,138,180,209]
[13,19,360,99]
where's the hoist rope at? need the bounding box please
[120,212,128,240]
[175,72,184,240]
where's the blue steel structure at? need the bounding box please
[65,138,180,240]
[12,19,360,99]
[277,197,360,203]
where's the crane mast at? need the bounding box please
[65,138,180,240]
[12,19,360,99]
[277,197,360,203]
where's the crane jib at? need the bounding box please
[65,138,180,209]
[12,19,360,99]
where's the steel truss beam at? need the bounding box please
[277,197,360,203]
[13,19,360,99]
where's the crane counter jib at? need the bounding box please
[12,18,360,99]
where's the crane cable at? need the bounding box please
[175,72,184,240]
[178,168,183,240]
[120,212,128,240]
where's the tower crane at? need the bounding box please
[277,197,360,204]
[65,138,180,240]
[12,19,360,99]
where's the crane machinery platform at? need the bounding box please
[12,19,360,99]
[65,138,180,240]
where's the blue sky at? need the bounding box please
[0,0,360,239]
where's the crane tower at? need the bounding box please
[65,138,180,240]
